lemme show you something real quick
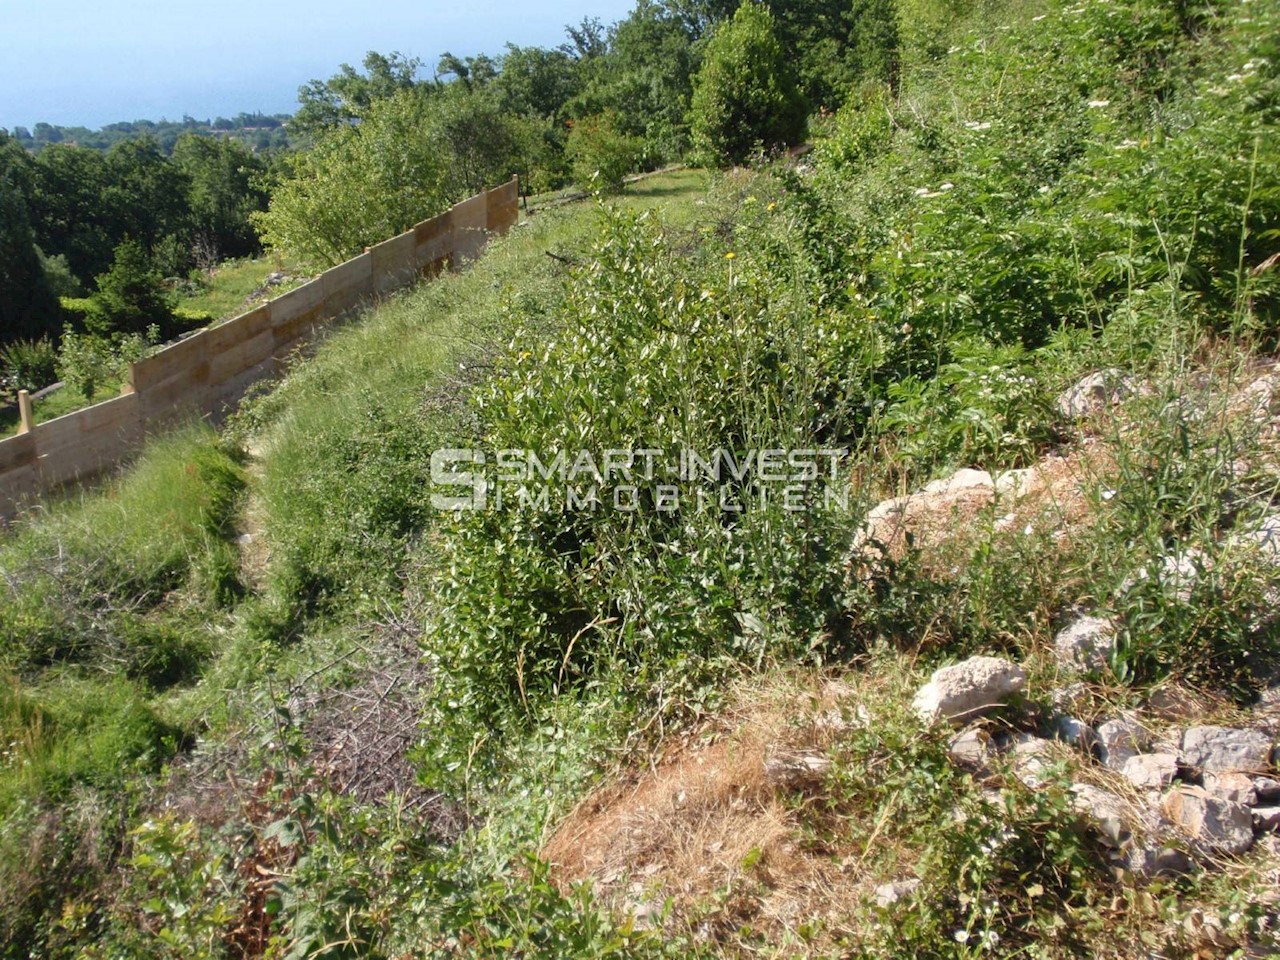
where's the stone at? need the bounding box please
[764,752,832,788]
[1057,369,1135,419]
[948,726,993,772]
[1147,686,1206,721]
[1097,716,1152,770]
[918,469,994,498]
[1254,777,1280,802]
[912,656,1027,725]
[1050,682,1088,711]
[1121,753,1179,791]
[1158,550,1205,601]
[1181,726,1273,775]
[873,878,921,908]
[1125,843,1194,878]
[1163,786,1255,857]
[1253,806,1280,832]
[1070,783,1132,847]
[1239,513,1280,566]
[1203,772,1258,807]
[1051,715,1097,753]
[1053,616,1116,673]
[1011,737,1055,788]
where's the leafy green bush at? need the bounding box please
[254,89,449,269]
[689,4,807,166]
[55,325,155,401]
[566,113,644,193]
[423,207,855,770]
[85,239,173,338]
[0,338,57,394]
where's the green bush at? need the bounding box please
[0,338,57,394]
[689,4,807,166]
[423,207,855,770]
[58,296,93,328]
[85,239,173,338]
[253,89,449,269]
[55,325,155,401]
[565,113,644,193]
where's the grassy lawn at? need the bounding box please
[0,378,126,437]
[176,255,304,321]
[524,166,707,218]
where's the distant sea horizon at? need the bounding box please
[0,0,636,134]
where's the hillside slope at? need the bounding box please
[2,0,1280,955]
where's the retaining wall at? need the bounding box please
[0,177,519,518]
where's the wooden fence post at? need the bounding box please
[16,391,34,435]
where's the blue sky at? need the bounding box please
[0,0,637,130]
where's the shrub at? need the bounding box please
[565,113,644,194]
[253,89,449,269]
[689,4,807,166]
[55,325,155,401]
[36,249,81,299]
[85,239,173,338]
[0,338,57,394]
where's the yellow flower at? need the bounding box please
[767,202,776,211]
[725,252,736,260]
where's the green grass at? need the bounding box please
[0,377,128,438]
[3,0,1280,950]
[175,254,303,322]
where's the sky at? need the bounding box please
[0,0,638,130]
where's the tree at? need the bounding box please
[562,17,609,60]
[766,0,900,106]
[495,44,584,120]
[688,4,807,166]
[171,134,268,263]
[428,87,539,197]
[29,143,115,282]
[435,52,499,90]
[662,0,739,36]
[254,89,448,269]
[102,138,193,274]
[0,162,61,345]
[292,51,424,134]
[86,239,173,338]
[574,0,700,164]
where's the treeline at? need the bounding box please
[9,114,294,155]
[256,0,903,266]
[0,132,272,371]
[0,0,909,392]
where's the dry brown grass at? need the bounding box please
[542,670,891,949]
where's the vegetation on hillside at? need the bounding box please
[1,0,1280,956]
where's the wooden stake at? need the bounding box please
[16,390,33,435]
